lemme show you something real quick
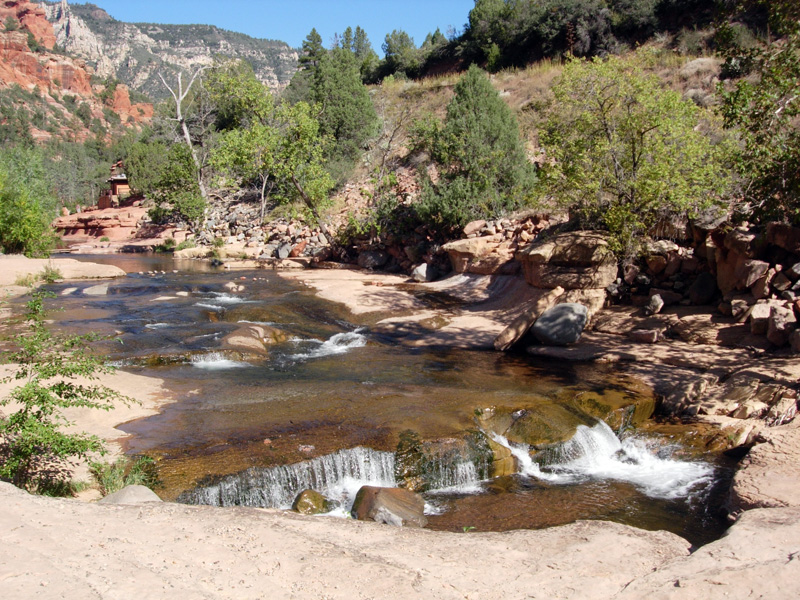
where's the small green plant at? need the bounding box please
[13,273,37,287]
[175,239,196,251]
[99,236,110,242]
[462,526,477,533]
[90,455,160,496]
[40,264,61,284]
[213,237,225,248]
[0,292,132,493]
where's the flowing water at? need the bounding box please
[22,254,732,546]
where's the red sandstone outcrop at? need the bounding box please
[0,0,56,49]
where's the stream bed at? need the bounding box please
[30,254,733,546]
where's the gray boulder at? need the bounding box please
[358,250,389,270]
[98,485,162,505]
[530,303,589,346]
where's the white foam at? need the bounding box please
[490,422,714,500]
[190,352,249,370]
[145,323,171,330]
[290,331,367,360]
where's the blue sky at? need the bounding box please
[78,1,476,54]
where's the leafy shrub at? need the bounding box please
[541,53,732,256]
[0,293,131,493]
[415,65,536,234]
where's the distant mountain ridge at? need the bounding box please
[43,1,299,99]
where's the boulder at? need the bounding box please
[462,219,486,236]
[650,288,683,306]
[530,303,589,346]
[411,263,430,283]
[494,287,564,351]
[688,272,718,305]
[441,237,516,275]
[645,294,664,316]
[629,329,660,344]
[351,486,427,528]
[767,305,797,347]
[221,324,287,354]
[357,250,390,270]
[767,222,800,253]
[98,485,162,505]
[276,243,292,260]
[516,232,617,290]
[292,489,337,515]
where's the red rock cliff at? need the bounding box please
[0,0,56,49]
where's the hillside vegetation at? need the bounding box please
[2,0,798,265]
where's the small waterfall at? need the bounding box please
[427,459,484,494]
[489,421,714,500]
[179,447,396,510]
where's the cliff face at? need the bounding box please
[0,1,151,143]
[44,2,299,99]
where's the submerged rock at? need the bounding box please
[351,486,427,527]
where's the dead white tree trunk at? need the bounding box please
[159,69,208,199]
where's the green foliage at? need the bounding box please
[205,58,273,131]
[148,144,206,227]
[0,146,58,257]
[311,48,379,182]
[4,16,18,31]
[90,455,160,496]
[718,0,800,224]
[122,138,169,194]
[26,31,43,53]
[416,65,536,233]
[0,293,129,493]
[542,53,731,255]
[382,30,422,77]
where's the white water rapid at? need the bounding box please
[491,421,714,500]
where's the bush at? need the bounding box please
[415,65,536,234]
[0,293,131,493]
[90,455,160,496]
[541,53,731,255]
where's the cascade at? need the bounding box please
[489,421,714,500]
[179,447,396,509]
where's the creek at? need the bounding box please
[33,254,732,546]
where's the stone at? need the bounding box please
[357,250,390,270]
[351,486,427,528]
[650,288,682,306]
[645,294,664,315]
[731,298,751,321]
[98,485,162,505]
[767,305,797,347]
[276,243,292,260]
[791,330,800,353]
[221,324,287,354]
[786,262,800,282]
[289,240,307,258]
[83,283,109,296]
[772,272,793,292]
[411,263,430,283]
[494,287,564,351]
[292,490,336,515]
[645,255,667,275]
[751,269,775,299]
[530,303,589,346]
[725,227,757,257]
[767,222,800,253]
[750,301,775,335]
[516,232,617,290]
[441,236,516,275]
[738,259,770,288]
[462,219,486,236]
[629,329,660,344]
[688,272,718,305]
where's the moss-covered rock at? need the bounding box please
[291,489,337,515]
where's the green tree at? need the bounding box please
[1,293,127,493]
[205,58,273,131]
[0,147,57,257]
[311,48,378,181]
[416,64,536,233]
[542,53,731,255]
[273,102,335,232]
[148,143,206,227]
[353,26,380,82]
[718,0,800,224]
[284,28,327,104]
[382,29,422,77]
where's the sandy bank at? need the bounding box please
[0,254,126,299]
[2,479,798,599]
